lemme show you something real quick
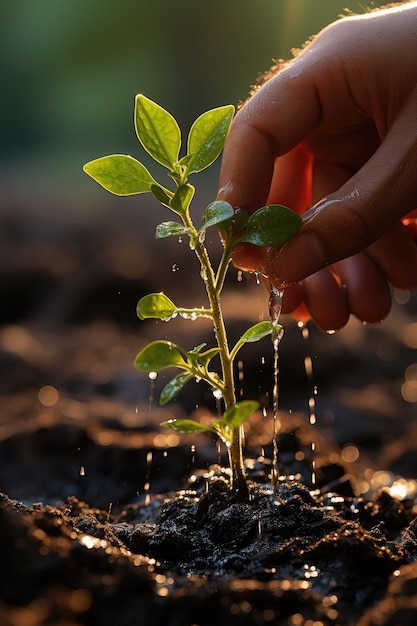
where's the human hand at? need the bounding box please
[218,2,417,331]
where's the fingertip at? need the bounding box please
[281,282,305,315]
[332,255,392,324]
[264,232,327,286]
[291,301,311,326]
[303,270,350,332]
[231,243,264,273]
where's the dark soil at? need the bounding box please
[2,409,417,626]
[2,198,417,625]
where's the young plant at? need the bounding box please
[83,94,301,499]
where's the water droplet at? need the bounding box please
[237,270,243,282]
[216,439,222,463]
[162,312,178,322]
[178,236,183,244]
[200,267,207,281]
[212,388,223,400]
[148,373,157,412]
[171,263,180,272]
[238,360,244,398]
[180,311,197,320]
[257,519,262,537]
[190,444,196,464]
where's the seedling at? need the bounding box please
[84,95,301,499]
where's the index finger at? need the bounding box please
[217,66,321,211]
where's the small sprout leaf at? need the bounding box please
[188,347,220,368]
[136,293,178,320]
[134,95,181,169]
[83,155,155,196]
[161,418,216,435]
[223,400,259,429]
[239,321,274,343]
[169,183,195,214]
[134,340,186,372]
[177,153,195,169]
[241,204,302,247]
[189,343,207,353]
[155,221,189,239]
[200,201,234,232]
[187,105,235,174]
[160,373,194,405]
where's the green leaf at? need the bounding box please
[161,418,216,435]
[134,94,181,169]
[151,184,173,208]
[160,372,193,405]
[136,293,178,320]
[241,204,302,247]
[134,340,187,373]
[230,321,276,360]
[239,321,275,343]
[83,155,155,196]
[187,105,234,174]
[169,183,195,215]
[200,201,234,232]
[219,208,250,242]
[223,400,259,429]
[155,222,189,239]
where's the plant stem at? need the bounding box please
[183,215,248,499]
[199,251,248,498]
[215,241,233,292]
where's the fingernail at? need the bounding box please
[264,231,327,285]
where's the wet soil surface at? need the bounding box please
[2,406,417,626]
[2,200,417,625]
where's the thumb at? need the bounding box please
[263,86,417,286]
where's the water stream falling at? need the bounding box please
[148,371,158,412]
[300,324,317,486]
[144,450,153,505]
[268,284,284,490]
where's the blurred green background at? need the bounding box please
[1,0,387,201]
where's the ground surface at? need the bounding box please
[2,196,417,624]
